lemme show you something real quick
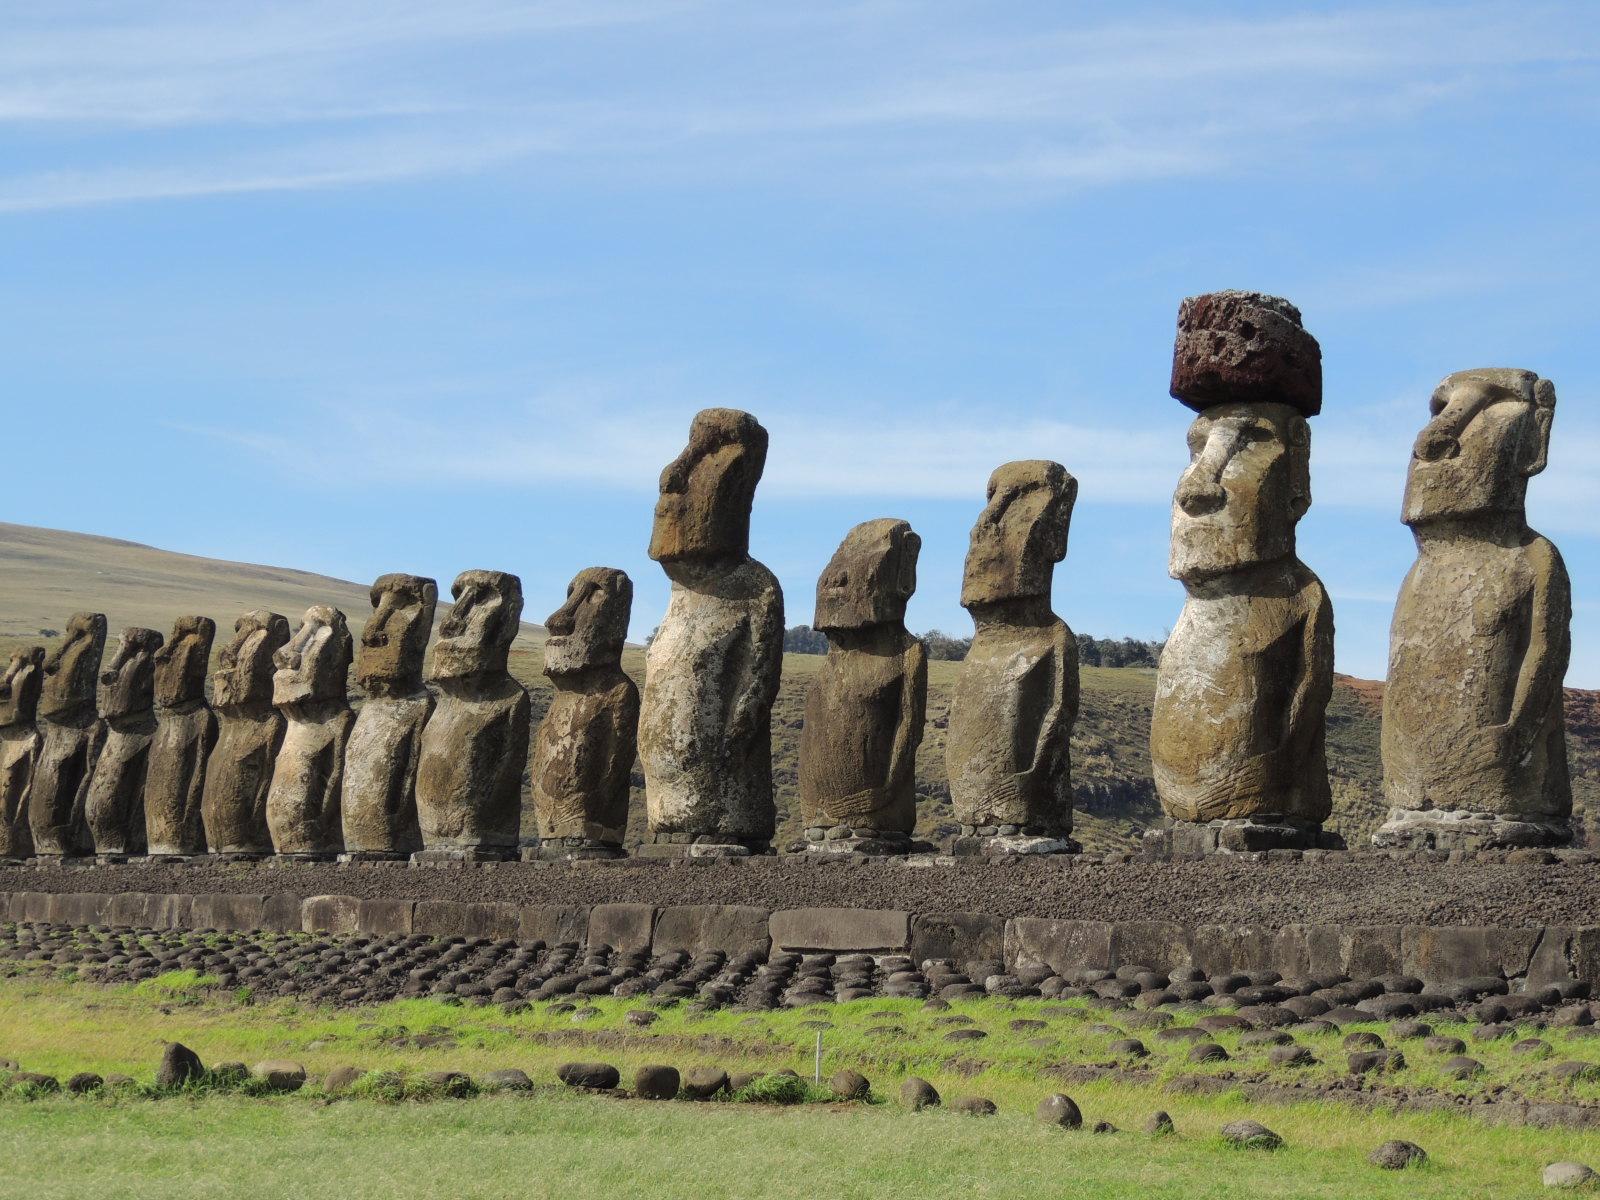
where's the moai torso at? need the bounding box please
[266,606,353,856]
[0,648,45,860]
[144,616,218,856]
[30,612,107,856]
[342,574,437,855]
[85,626,163,855]
[202,610,289,854]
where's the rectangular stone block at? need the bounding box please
[189,894,268,932]
[46,892,108,926]
[356,898,415,937]
[1272,924,1345,980]
[301,894,362,935]
[1004,918,1113,976]
[1191,925,1276,976]
[413,901,520,940]
[770,907,910,954]
[1526,928,1583,987]
[20,892,51,923]
[1341,926,1403,980]
[262,893,302,932]
[652,904,770,958]
[1110,921,1192,973]
[910,911,1005,970]
[106,891,158,928]
[1564,928,1600,989]
[517,905,589,947]
[588,903,657,953]
[152,893,194,930]
[1402,925,1543,985]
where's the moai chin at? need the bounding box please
[144,616,218,858]
[264,605,353,859]
[201,610,289,856]
[84,626,163,857]
[29,612,107,857]
[0,648,45,861]
[414,570,530,862]
[798,519,927,854]
[340,573,437,860]
[947,461,1081,855]
[1149,291,1336,855]
[1375,368,1571,849]
[639,408,784,856]
[529,567,640,859]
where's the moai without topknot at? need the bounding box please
[144,616,218,858]
[947,461,1081,855]
[85,626,163,857]
[640,409,784,857]
[29,612,107,858]
[265,605,353,859]
[1376,369,1571,849]
[529,567,640,860]
[798,519,927,854]
[415,570,530,862]
[201,610,290,856]
[1149,291,1336,855]
[341,574,437,860]
[0,648,45,861]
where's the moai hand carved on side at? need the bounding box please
[30,612,106,857]
[144,616,218,857]
[640,408,783,856]
[0,648,45,861]
[1376,369,1571,849]
[265,606,353,858]
[85,626,163,857]
[947,461,1081,855]
[1149,292,1336,855]
[415,571,530,861]
[530,568,639,859]
[201,611,289,856]
[341,574,437,859]
[798,519,927,853]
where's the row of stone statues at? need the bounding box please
[0,290,1572,861]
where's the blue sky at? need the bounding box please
[2,1,1597,683]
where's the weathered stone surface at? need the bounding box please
[517,905,590,947]
[156,1042,204,1089]
[830,1068,870,1100]
[641,409,783,852]
[531,568,638,854]
[651,904,770,958]
[343,574,437,856]
[1005,917,1114,976]
[301,894,361,935]
[416,571,530,856]
[1543,1162,1597,1189]
[557,1061,619,1090]
[948,461,1079,845]
[900,1077,940,1110]
[1379,369,1570,848]
[770,907,910,953]
[144,617,217,856]
[252,1060,306,1092]
[85,626,162,855]
[30,612,106,856]
[1219,1119,1283,1150]
[634,1064,679,1100]
[266,606,353,857]
[1170,290,1321,417]
[202,611,290,855]
[1037,1092,1083,1128]
[798,519,926,844]
[911,911,1005,971]
[587,903,656,953]
[0,647,44,859]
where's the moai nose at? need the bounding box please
[1415,425,1459,462]
[1176,472,1226,517]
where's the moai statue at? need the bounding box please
[1149,291,1335,855]
[415,571,530,861]
[640,408,784,856]
[341,574,437,860]
[265,605,353,859]
[0,648,45,862]
[85,626,163,857]
[798,519,927,853]
[529,568,639,859]
[1376,369,1571,849]
[947,461,1081,854]
[144,616,218,858]
[29,612,107,858]
[201,611,290,856]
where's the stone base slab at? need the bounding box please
[336,851,412,864]
[410,848,518,865]
[1144,818,1343,857]
[1372,808,1571,851]
[801,827,924,856]
[522,841,624,863]
[636,841,765,859]
[950,834,1080,856]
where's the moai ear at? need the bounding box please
[1520,377,1556,478]
[894,528,921,601]
[1288,415,1312,520]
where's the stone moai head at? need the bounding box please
[1402,368,1556,529]
[154,615,215,709]
[98,626,163,720]
[1168,291,1320,584]
[39,611,107,721]
[357,573,438,694]
[961,460,1077,609]
[212,610,291,709]
[544,567,632,677]
[0,647,45,727]
[814,518,921,633]
[272,605,352,707]
[649,408,769,565]
[429,570,522,682]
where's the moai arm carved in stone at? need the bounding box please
[30,611,107,857]
[798,518,927,853]
[342,574,437,859]
[201,610,289,856]
[86,625,163,857]
[948,460,1081,854]
[265,605,353,858]
[531,567,640,859]
[0,647,45,861]
[1377,369,1571,849]
[145,616,218,857]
